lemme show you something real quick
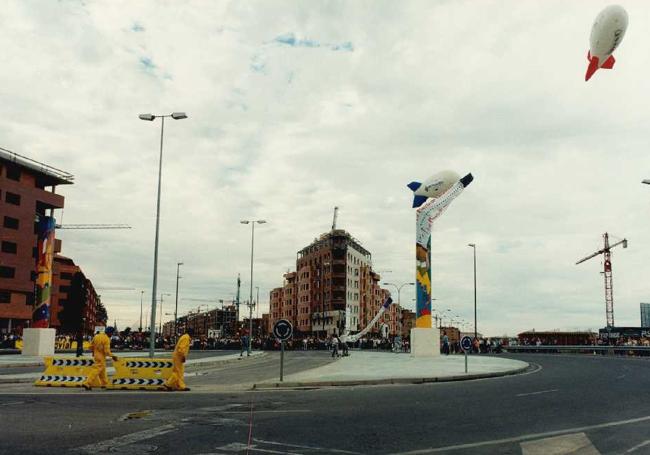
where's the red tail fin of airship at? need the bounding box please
[601,55,615,69]
[585,51,600,81]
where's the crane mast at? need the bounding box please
[331,206,339,231]
[576,232,628,328]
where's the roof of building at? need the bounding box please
[0,147,74,186]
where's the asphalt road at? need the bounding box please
[1,353,650,454]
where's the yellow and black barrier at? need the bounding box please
[34,357,94,387]
[107,358,174,390]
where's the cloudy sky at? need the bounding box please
[2,0,650,336]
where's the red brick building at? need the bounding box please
[51,255,100,335]
[0,148,72,334]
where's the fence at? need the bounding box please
[504,345,650,356]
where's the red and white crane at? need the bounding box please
[576,232,628,328]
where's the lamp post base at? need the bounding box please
[410,327,440,357]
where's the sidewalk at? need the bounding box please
[254,351,529,388]
[0,351,265,384]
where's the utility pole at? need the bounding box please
[256,286,260,319]
[174,262,183,339]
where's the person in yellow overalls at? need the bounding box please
[164,332,191,391]
[82,328,117,391]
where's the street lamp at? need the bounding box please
[139,290,144,332]
[241,219,267,355]
[174,262,183,339]
[140,111,188,358]
[468,243,477,339]
[383,282,414,337]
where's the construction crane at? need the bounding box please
[576,232,628,328]
[56,224,131,229]
[331,206,339,230]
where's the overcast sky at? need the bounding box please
[2,0,650,336]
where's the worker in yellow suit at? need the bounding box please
[82,328,117,391]
[164,332,191,391]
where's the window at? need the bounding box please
[60,272,73,280]
[5,192,20,205]
[0,291,10,303]
[3,217,19,229]
[0,266,16,278]
[59,285,71,293]
[6,166,21,181]
[1,242,17,254]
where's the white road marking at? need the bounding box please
[626,439,650,453]
[215,442,301,454]
[220,410,310,414]
[73,424,176,453]
[516,389,558,397]
[254,438,362,454]
[0,400,24,406]
[389,414,650,454]
[520,432,599,455]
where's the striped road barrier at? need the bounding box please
[34,357,95,388]
[107,357,174,390]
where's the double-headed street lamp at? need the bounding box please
[139,111,188,358]
[383,282,414,335]
[241,219,267,355]
[468,243,477,339]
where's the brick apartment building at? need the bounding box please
[51,255,100,334]
[268,229,399,338]
[0,148,72,333]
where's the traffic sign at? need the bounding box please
[461,336,472,352]
[273,319,293,342]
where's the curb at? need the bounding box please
[0,351,267,385]
[252,363,530,389]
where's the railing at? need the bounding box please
[0,147,74,182]
[504,345,650,356]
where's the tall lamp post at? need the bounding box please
[468,243,477,339]
[174,262,183,339]
[139,290,144,332]
[241,219,267,355]
[139,111,187,358]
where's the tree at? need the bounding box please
[96,301,108,325]
[58,272,87,333]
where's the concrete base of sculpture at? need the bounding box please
[410,327,440,357]
[21,328,55,356]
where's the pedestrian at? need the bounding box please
[331,335,340,358]
[82,328,117,391]
[75,328,84,358]
[442,331,450,355]
[239,327,248,357]
[164,331,191,391]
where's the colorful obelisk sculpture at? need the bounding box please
[409,172,473,355]
[22,216,57,356]
[33,216,56,328]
